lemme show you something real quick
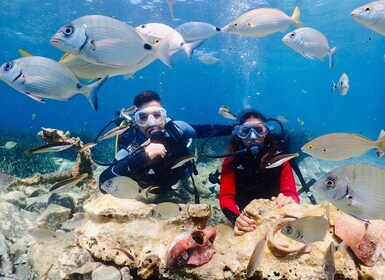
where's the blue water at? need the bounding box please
[0,0,384,157]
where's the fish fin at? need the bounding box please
[291,6,302,28]
[59,52,75,63]
[151,35,174,68]
[184,39,204,58]
[336,240,349,257]
[300,52,314,60]
[18,49,32,57]
[25,92,46,103]
[166,0,176,20]
[84,75,109,111]
[329,47,337,69]
[331,80,336,92]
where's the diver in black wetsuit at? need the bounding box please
[98,90,232,202]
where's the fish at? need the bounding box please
[100,176,142,199]
[218,105,237,120]
[246,231,267,277]
[171,154,197,169]
[323,241,337,280]
[26,142,73,155]
[48,173,88,193]
[50,15,157,67]
[79,142,97,153]
[175,22,221,41]
[136,23,174,44]
[147,202,183,220]
[376,130,385,158]
[312,163,385,221]
[27,227,57,241]
[112,247,135,262]
[331,73,350,96]
[98,125,131,141]
[351,1,385,36]
[296,117,304,125]
[276,116,289,123]
[0,56,107,111]
[265,153,299,169]
[2,141,17,149]
[301,132,385,161]
[0,168,15,192]
[224,7,301,37]
[166,0,177,20]
[59,52,156,80]
[281,215,329,244]
[198,55,221,64]
[282,27,337,69]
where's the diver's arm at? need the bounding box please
[191,124,233,138]
[219,156,242,224]
[278,162,300,203]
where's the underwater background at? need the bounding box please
[0,0,384,177]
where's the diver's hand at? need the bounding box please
[271,193,295,208]
[234,212,257,236]
[144,143,167,160]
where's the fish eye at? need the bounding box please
[4,62,13,71]
[307,144,313,150]
[63,25,74,36]
[232,22,238,27]
[140,24,146,29]
[284,227,293,234]
[325,177,336,188]
[365,6,371,12]
[106,180,113,187]
[247,22,252,27]
[154,39,160,44]
[290,32,296,38]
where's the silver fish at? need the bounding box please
[136,23,174,44]
[51,15,155,67]
[198,55,221,65]
[2,141,17,149]
[282,27,337,68]
[59,52,156,80]
[26,142,73,155]
[0,56,107,110]
[0,168,15,192]
[323,241,337,280]
[147,202,182,220]
[376,130,385,158]
[331,73,350,96]
[281,215,329,244]
[265,153,299,169]
[246,232,267,277]
[312,163,385,220]
[175,22,221,41]
[351,1,385,36]
[98,125,131,141]
[100,176,141,199]
[49,173,88,193]
[27,227,57,241]
[79,142,97,153]
[218,105,237,120]
[224,7,301,37]
[171,154,197,169]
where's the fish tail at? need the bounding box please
[84,75,109,111]
[328,47,337,69]
[292,6,302,27]
[331,80,336,92]
[184,39,204,58]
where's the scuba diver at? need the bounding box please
[218,109,300,235]
[98,90,233,203]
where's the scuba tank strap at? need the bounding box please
[289,158,317,205]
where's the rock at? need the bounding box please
[48,193,76,213]
[0,232,13,277]
[0,200,29,242]
[1,190,27,208]
[91,265,121,280]
[34,203,72,231]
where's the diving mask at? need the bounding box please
[134,106,167,127]
[233,121,269,139]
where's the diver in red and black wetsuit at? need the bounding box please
[219,109,300,235]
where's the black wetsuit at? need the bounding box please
[98,120,232,192]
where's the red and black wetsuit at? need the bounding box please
[219,152,300,224]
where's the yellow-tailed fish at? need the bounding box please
[175,22,221,41]
[265,153,299,169]
[79,142,97,153]
[198,55,221,64]
[323,241,337,280]
[48,173,88,193]
[224,7,301,37]
[218,105,237,120]
[331,73,350,96]
[246,231,267,277]
[282,27,337,69]
[59,52,156,80]
[27,227,57,241]
[312,163,385,221]
[147,202,182,220]
[26,142,73,155]
[351,1,385,36]
[376,130,385,158]
[100,176,141,199]
[50,15,155,67]
[301,132,385,161]
[0,56,107,111]
[281,215,329,244]
[98,125,131,141]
